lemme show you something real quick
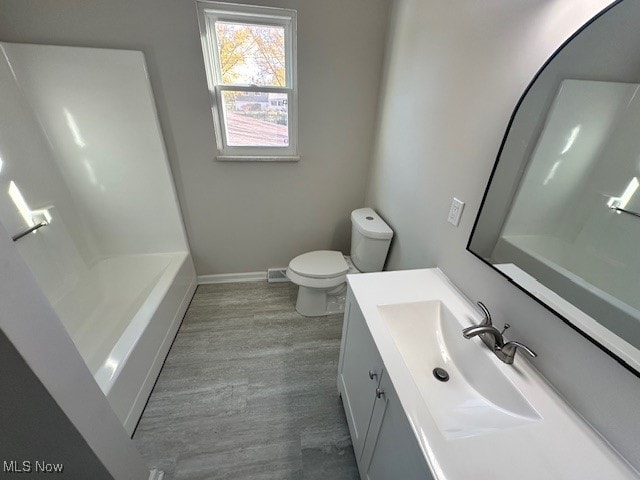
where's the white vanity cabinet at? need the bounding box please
[337,288,385,459]
[338,269,639,480]
[338,288,433,480]
[361,372,433,480]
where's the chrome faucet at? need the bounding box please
[462,301,503,349]
[462,324,505,349]
[500,341,537,364]
[462,302,537,365]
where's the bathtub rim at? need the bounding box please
[93,251,190,393]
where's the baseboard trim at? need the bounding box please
[197,271,267,284]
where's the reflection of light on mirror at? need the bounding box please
[560,125,581,155]
[7,181,52,226]
[8,181,35,227]
[63,108,86,148]
[0,156,3,174]
[608,177,639,209]
[618,177,639,209]
[104,357,119,382]
[543,160,561,185]
[82,159,98,185]
[31,208,52,224]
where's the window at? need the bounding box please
[197,1,298,161]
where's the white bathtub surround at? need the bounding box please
[500,80,640,242]
[1,43,189,255]
[0,43,196,434]
[343,268,639,479]
[488,79,640,358]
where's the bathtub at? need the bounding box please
[0,42,199,436]
[52,252,196,435]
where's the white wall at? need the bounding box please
[366,0,640,469]
[3,43,189,257]
[0,45,99,304]
[496,78,640,320]
[0,0,390,275]
[568,88,640,275]
[503,80,637,237]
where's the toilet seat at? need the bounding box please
[287,250,349,288]
[288,250,348,278]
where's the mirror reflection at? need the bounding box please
[468,0,640,371]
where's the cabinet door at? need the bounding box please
[361,374,433,480]
[338,288,384,461]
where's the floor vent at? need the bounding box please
[267,268,290,283]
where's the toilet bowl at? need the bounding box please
[286,251,359,317]
[287,208,393,317]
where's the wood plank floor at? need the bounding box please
[133,281,359,480]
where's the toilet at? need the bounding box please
[286,208,393,317]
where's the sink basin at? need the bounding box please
[377,300,541,439]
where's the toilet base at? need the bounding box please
[295,284,347,317]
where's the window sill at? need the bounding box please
[216,155,301,163]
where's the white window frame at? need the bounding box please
[196,1,299,162]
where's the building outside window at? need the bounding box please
[197,1,298,160]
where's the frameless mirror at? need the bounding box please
[468,0,640,374]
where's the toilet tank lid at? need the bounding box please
[351,208,394,240]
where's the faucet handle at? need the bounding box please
[501,341,537,364]
[476,301,492,326]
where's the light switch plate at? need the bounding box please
[447,198,465,227]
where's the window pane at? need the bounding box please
[222,90,289,146]
[215,21,286,87]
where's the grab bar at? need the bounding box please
[12,221,48,242]
[612,206,640,220]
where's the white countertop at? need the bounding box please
[347,268,639,480]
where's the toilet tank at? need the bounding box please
[350,208,394,272]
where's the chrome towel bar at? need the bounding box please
[12,221,48,242]
[612,207,640,220]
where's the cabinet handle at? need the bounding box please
[368,370,378,380]
[375,387,384,398]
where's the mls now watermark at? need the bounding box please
[4,460,64,474]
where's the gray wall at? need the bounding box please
[0,0,390,275]
[366,0,640,469]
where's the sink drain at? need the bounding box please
[433,367,449,382]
